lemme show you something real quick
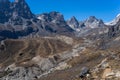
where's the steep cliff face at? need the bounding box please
[106,14,120,38]
[0,0,37,40]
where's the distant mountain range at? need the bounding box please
[67,16,105,31]
[0,0,120,40]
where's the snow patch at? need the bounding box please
[117,13,120,17]
[105,13,120,26]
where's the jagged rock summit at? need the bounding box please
[0,0,34,24]
[84,16,105,28]
[38,11,65,23]
[37,11,73,36]
[67,16,105,32]
[0,0,74,40]
[67,16,79,30]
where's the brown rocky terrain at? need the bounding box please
[0,36,83,80]
[37,36,120,80]
[0,37,73,68]
[0,33,120,80]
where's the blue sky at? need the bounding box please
[12,0,120,22]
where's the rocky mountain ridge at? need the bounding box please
[67,16,105,32]
[0,0,74,40]
[0,0,118,40]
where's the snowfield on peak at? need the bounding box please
[105,14,120,26]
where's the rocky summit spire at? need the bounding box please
[67,16,79,30]
[0,0,34,23]
[13,0,34,19]
[70,16,79,24]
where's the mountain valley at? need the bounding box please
[0,0,120,80]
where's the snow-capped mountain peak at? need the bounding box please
[105,14,120,26]
[117,13,120,17]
